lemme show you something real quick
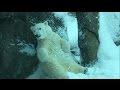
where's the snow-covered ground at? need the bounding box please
[27,12,120,79]
[67,12,120,79]
[54,12,120,79]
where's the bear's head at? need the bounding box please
[30,21,52,40]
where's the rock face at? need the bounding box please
[76,12,99,66]
[0,12,64,79]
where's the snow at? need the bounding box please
[96,12,120,78]
[19,43,36,56]
[9,39,36,56]
[101,12,120,42]
[18,40,36,56]
[67,12,120,79]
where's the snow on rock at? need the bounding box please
[19,43,36,56]
[18,40,36,56]
[9,39,36,56]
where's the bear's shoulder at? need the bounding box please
[51,31,61,39]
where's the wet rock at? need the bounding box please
[76,12,99,66]
[115,40,120,46]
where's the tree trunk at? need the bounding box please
[76,12,99,66]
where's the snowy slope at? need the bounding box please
[67,12,120,79]
[100,12,120,42]
[96,12,120,78]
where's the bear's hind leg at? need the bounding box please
[41,59,69,79]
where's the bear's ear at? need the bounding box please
[44,21,48,25]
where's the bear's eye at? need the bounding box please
[38,28,41,30]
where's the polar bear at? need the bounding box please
[31,21,87,79]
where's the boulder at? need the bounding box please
[0,12,64,79]
[76,12,99,66]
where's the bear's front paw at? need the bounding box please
[78,66,88,74]
[37,48,49,62]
